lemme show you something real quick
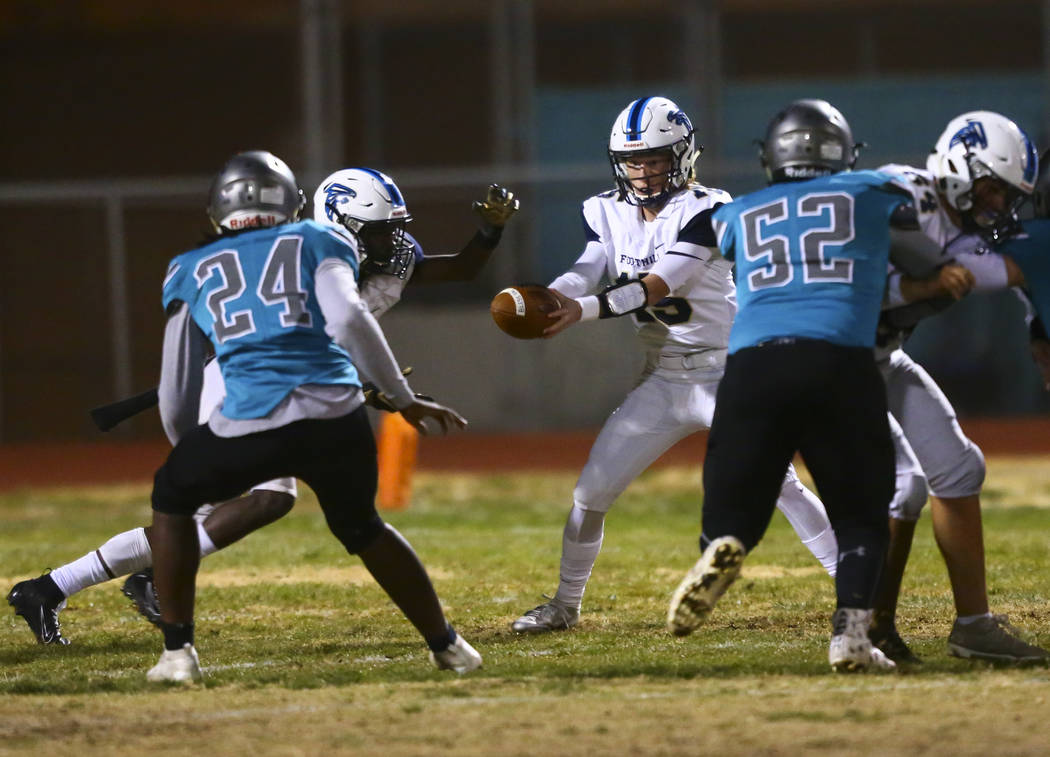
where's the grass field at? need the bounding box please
[2,458,1049,756]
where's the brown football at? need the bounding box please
[490,285,561,339]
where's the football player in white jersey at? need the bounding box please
[511,96,839,634]
[6,168,518,647]
[869,110,1047,662]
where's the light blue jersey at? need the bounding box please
[713,170,909,351]
[162,220,361,419]
[1001,219,1050,325]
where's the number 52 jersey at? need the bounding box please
[712,170,910,352]
[162,220,362,419]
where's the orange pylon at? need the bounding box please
[377,412,419,510]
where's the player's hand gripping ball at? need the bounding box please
[490,285,560,339]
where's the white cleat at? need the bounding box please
[667,536,746,637]
[147,643,203,684]
[430,634,482,674]
[829,608,897,673]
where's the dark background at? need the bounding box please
[1,0,1046,441]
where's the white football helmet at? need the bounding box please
[608,96,699,207]
[926,111,1038,229]
[313,167,414,278]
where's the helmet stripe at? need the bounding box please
[626,97,651,140]
[357,167,406,206]
[1022,128,1038,185]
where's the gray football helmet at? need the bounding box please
[759,99,859,183]
[207,150,306,233]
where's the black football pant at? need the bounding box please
[152,406,383,553]
[701,339,894,609]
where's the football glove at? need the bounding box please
[472,184,519,235]
[362,366,417,412]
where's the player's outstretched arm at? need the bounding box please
[398,396,468,436]
[411,184,519,284]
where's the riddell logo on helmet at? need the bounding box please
[623,140,646,148]
[228,214,279,229]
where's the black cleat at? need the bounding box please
[7,576,70,645]
[121,570,162,627]
[869,624,922,665]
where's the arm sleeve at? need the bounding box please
[314,258,413,408]
[158,302,207,445]
[888,226,945,278]
[549,240,608,297]
[953,251,1010,290]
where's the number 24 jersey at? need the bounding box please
[162,220,362,420]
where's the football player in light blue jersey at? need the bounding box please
[140,151,479,683]
[668,100,916,672]
[6,164,517,650]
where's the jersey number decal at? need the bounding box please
[634,297,693,326]
[740,192,855,292]
[195,236,311,343]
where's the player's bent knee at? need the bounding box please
[331,513,386,554]
[928,446,986,499]
[888,471,928,522]
[151,467,204,516]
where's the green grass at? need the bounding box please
[1,463,1049,755]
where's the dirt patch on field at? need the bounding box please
[1,416,1049,491]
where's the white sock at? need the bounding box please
[51,527,153,597]
[553,507,605,610]
[197,521,218,558]
[50,552,112,598]
[956,613,993,625]
[98,526,153,578]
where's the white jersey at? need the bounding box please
[360,257,414,318]
[549,184,736,356]
[876,164,1008,357]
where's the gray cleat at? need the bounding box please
[948,614,1049,663]
[511,600,579,634]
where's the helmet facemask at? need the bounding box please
[956,153,1028,235]
[352,217,414,279]
[610,141,695,207]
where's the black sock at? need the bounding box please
[38,574,67,604]
[160,622,194,651]
[425,623,456,653]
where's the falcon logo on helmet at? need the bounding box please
[949,121,988,152]
[313,167,415,279]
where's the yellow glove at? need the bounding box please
[472,184,520,232]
